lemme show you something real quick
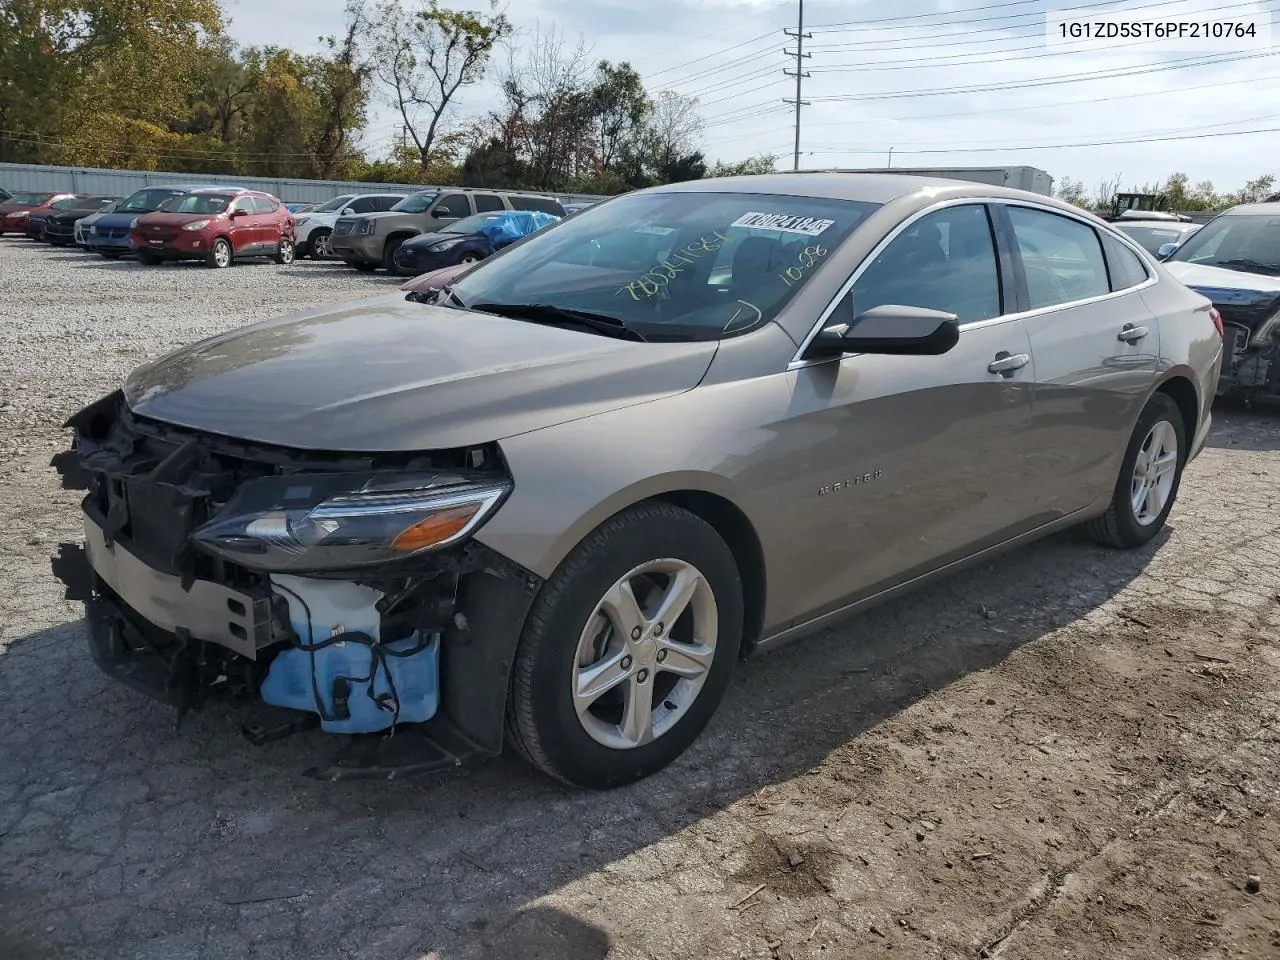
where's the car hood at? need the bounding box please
[136,211,225,228]
[1,202,39,214]
[401,262,473,293]
[401,230,471,250]
[122,292,718,452]
[1165,261,1280,333]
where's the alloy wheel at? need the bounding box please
[571,559,718,750]
[313,233,331,258]
[278,239,295,264]
[1130,419,1179,525]
[213,240,231,268]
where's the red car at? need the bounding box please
[0,192,73,236]
[26,194,96,240]
[130,188,297,268]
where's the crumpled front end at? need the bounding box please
[1208,299,1280,401]
[51,391,542,779]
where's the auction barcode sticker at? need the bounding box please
[730,212,835,236]
[1045,10,1273,51]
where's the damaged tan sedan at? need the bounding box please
[52,174,1223,788]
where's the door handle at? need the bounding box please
[988,352,1030,376]
[1117,323,1149,343]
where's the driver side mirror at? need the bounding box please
[1157,242,1178,260]
[230,208,247,218]
[807,299,961,358]
[342,207,355,215]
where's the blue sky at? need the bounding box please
[221,0,1278,194]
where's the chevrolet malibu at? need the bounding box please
[52,174,1223,789]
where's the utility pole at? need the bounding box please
[783,0,811,172]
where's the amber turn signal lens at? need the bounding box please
[389,506,480,551]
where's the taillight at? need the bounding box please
[1209,307,1224,338]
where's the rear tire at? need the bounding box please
[274,237,295,265]
[505,502,744,789]
[206,237,233,269]
[1088,392,1186,549]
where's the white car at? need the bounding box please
[295,193,408,259]
[74,200,119,247]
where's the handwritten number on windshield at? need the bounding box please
[617,232,730,301]
[778,244,828,287]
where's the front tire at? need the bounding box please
[308,229,332,259]
[206,237,233,269]
[506,503,744,789]
[1088,392,1186,548]
[383,237,407,272]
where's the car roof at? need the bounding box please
[1222,202,1280,215]
[1115,220,1199,228]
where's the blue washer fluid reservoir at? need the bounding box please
[260,574,440,735]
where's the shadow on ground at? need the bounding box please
[0,519,1167,960]
[1207,401,1280,452]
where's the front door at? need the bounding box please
[227,196,256,253]
[997,204,1160,519]
[764,203,1038,627]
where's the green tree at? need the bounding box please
[705,154,777,178]
[1053,176,1089,208]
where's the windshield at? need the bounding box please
[313,195,356,213]
[1115,224,1194,256]
[443,213,503,235]
[1166,213,1280,273]
[50,197,84,210]
[390,192,439,213]
[160,193,233,214]
[118,188,183,213]
[449,191,880,340]
[9,192,54,205]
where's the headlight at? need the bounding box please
[354,219,376,235]
[295,216,310,226]
[12,210,28,219]
[183,220,210,231]
[429,238,466,251]
[1253,307,1280,345]
[190,472,511,572]
[130,217,140,228]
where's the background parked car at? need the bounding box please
[87,184,233,258]
[294,192,407,259]
[391,209,560,276]
[331,188,566,272]
[400,261,477,302]
[0,191,71,235]
[36,195,120,245]
[1113,219,1202,257]
[131,188,296,268]
[0,187,11,202]
[74,200,119,247]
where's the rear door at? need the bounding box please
[997,202,1160,520]
[252,196,282,251]
[427,193,471,231]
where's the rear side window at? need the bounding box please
[473,193,504,212]
[1101,233,1150,291]
[432,194,470,218]
[1007,207,1110,309]
[369,196,402,212]
[348,197,377,213]
[852,203,1002,324]
[508,195,566,216]
[251,196,278,214]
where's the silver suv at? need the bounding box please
[331,188,566,272]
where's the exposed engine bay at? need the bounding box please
[1219,319,1280,401]
[50,390,542,779]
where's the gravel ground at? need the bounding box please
[1,236,1278,960]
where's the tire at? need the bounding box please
[135,250,159,266]
[383,237,407,272]
[505,502,744,789]
[206,237,233,269]
[352,261,377,273]
[275,237,295,265]
[307,229,332,259]
[1088,392,1186,549]
[459,253,480,265]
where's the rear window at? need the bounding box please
[162,193,233,214]
[313,195,356,213]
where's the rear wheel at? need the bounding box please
[275,237,295,265]
[206,237,233,269]
[506,503,744,789]
[308,229,332,259]
[1088,392,1186,548]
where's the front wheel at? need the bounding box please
[275,237,295,265]
[506,503,744,789]
[308,229,332,259]
[1088,392,1186,548]
[206,237,233,269]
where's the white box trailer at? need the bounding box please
[799,166,1054,196]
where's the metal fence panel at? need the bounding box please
[0,161,610,206]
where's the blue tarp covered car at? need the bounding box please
[392,209,560,276]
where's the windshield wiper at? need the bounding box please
[468,302,647,341]
[1214,258,1280,276]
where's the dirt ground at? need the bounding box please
[0,237,1277,960]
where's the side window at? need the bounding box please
[230,196,254,215]
[431,194,470,218]
[370,196,402,212]
[251,196,278,214]
[1101,233,1150,291]
[1007,207,1110,309]
[348,197,377,214]
[851,204,1001,324]
[509,195,565,216]
[473,193,504,212]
